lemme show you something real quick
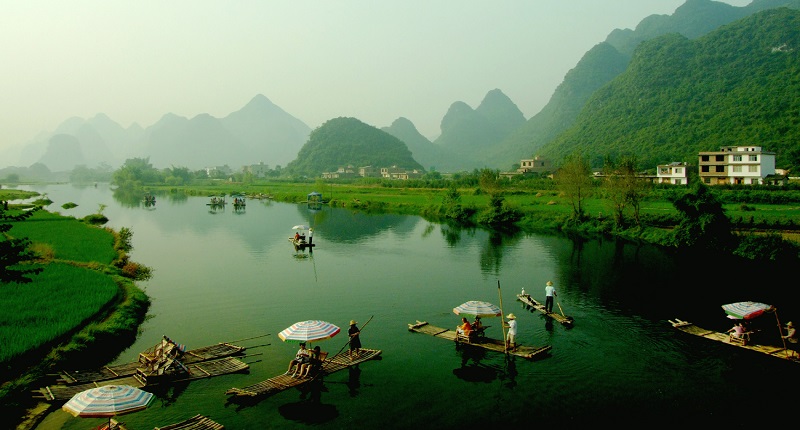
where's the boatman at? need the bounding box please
[544,281,557,313]
[308,227,313,245]
[504,313,517,352]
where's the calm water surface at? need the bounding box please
[17,184,798,429]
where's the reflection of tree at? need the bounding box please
[296,205,418,243]
[440,225,463,247]
[479,229,524,276]
[112,187,145,209]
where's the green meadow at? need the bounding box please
[0,197,150,421]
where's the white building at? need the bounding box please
[698,146,776,185]
[656,162,689,185]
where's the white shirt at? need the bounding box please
[507,319,517,335]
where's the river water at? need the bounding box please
[15,183,798,429]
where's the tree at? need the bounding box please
[556,152,593,220]
[670,183,736,252]
[602,155,649,227]
[0,206,43,284]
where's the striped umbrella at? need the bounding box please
[453,300,502,318]
[278,320,341,343]
[62,385,153,428]
[721,301,774,320]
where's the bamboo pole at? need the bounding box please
[327,315,375,366]
[224,334,270,344]
[497,280,508,356]
[774,309,791,358]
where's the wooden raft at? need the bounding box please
[669,318,799,363]
[225,348,382,398]
[517,294,574,327]
[36,357,250,401]
[154,414,225,430]
[58,341,247,384]
[408,321,552,360]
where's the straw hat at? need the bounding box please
[546,281,553,286]
[350,320,357,325]
[788,321,794,328]
[506,313,516,320]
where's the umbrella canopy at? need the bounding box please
[63,385,153,419]
[722,301,774,320]
[453,300,502,318]
[279,320,340,343]
[292,224,310,231]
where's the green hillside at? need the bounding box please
[285,117,424,178]
[539,8,800,171]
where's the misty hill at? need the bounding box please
[537,7,800,171]
[11,94,310,172]
[485,0,800,170]
[430,89,526,172]
[286,117,424,178]
[381,117,449,172]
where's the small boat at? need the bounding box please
[56,335,252,384]
[408,321,551,360]
[517,294,574,327]
[289,224,315,249]
[154,414,225,430]
[207,196,226,206]
[669,318,799,364]
[226,348,382,398]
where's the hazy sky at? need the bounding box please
[1,0,752,153]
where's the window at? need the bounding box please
[749,155,758,161]
[715,166,725,172]
[716,155,725,162]
[676,168,682,174]
[733,155,742,162]
[749,165,758,173]
[675,179,682,185]
[701,155,709,162]
[732,165,742,172]
[701,166,709,172]
[704,178,711,184]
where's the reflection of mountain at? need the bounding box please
[294,204,419,243]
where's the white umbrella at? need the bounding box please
[62,385,154,429]
[453,300,502,318]
[292,224,310,231]
[279,320,340,343]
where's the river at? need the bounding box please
[14,183,798,429]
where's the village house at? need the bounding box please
[698,145,776,185]
[656,162,689,185]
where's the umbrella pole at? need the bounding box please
[497,280,508,356]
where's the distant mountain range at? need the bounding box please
[3,0,800,178]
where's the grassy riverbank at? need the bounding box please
[148,180,800,246]
[0,195,151,428]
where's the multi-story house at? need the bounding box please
[656,162,689,185]
[698,146,775,185]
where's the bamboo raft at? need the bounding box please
[517,294,574,327]
[225,348,382,398]
[154,414,225,430]
[36,356,250,401]
[57,341,249,384]
[408,321,552,360]
[669,318,799,363]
